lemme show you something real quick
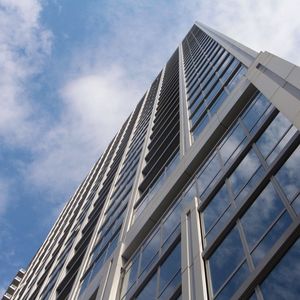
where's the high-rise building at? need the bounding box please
[7,22,300,300]
[2,269,25,300]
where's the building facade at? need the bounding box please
[7,22,300,300]
[2,269,25,300]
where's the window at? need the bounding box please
[241,183,292,266]
[158,242,181,299]
[202,184,232,244]
[219,124,247,166]
[260,238,300,299]
[275,145,300,203]
[242,93,272,133]
[208,226,249,299]
[140,229,160,276]
[256,112,297,164]
[136,242,181,300]
[229,149,263,204]
[136,273,157,300]
[197,151,222,199]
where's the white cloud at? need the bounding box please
[194,0,300,65]
[26,65,140,200]
[0,0,52,145]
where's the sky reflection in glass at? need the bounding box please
[261,238,300,299]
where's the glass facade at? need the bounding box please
[196,91,299,299]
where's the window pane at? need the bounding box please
[206,82,222,108]
[193,113,209,139]
[242,94,271,132]
[197,151,222,198]
[219,124,247,166]
[230,150,261,200]
[159,271,181,300]
[180,181,197,206]
[226,66,246,92]
[215,261,249,300]
[191,101,206,126]
[241,183,284,250]
[276,145,300,202]
[106,231,120,259]
[140,229,160,276]
[256,113,295,164]
[208,226,245,294]
[203,184,231,233]
[161,206,181,251]
[136,272,157,300]
[209,89,227,116]
[260,238,300,299]
[221,59,239,83]
[159,242,181,295]
[205,206,233,245]
[251,211,292,266]
[79,271,92,296]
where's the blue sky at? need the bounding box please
[0,0,299,295]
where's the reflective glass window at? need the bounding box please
[229,149,263,204]
[275,145,300,203]
[241,183,292,265]
[208,226,246,294]
[136,272,157,300]
[159,243,181,298]
[241,183,283,248]
[203,184,232,244]
[209,89,227,116]
[260,238,300,299]
[251,211,292,266]
[256,112,297,164]
[191,101,206,126]
[221,59,239,83]
[242,94,271,133]
[140,229,160,276]
[219,124,247,166]
[161,205,181,250]
[215,261,249,300]
[193,113,209,138]
[206,82,222,108]
[197,151,222,198]
[226,65,246,92]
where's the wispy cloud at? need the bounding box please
[26,65,141,199]
[0,0,52,146]
[194,0,300,65]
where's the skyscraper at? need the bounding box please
[7,22,300,300]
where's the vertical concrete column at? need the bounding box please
[97,243,124,300]
[181,197,208,300]
[179,43,192,157]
